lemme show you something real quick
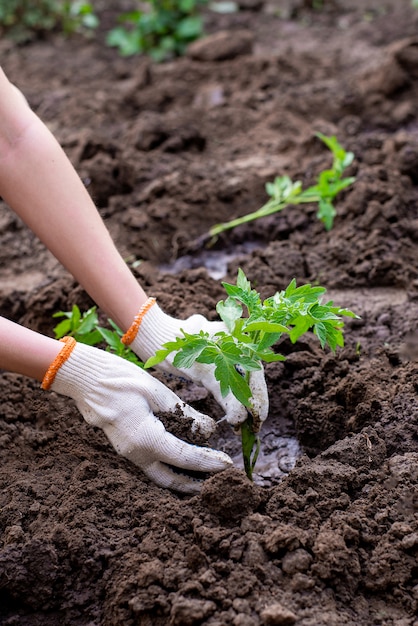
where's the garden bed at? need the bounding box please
[0,1,418,624]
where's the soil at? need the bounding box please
[1,1,418,624]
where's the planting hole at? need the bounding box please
[159,242,260,280]
[211,419,302,488]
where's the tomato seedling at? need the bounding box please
[205,133,355,244]
[145,269,358,480]
[53,269,356,480]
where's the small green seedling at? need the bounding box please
[205,133,355,243]
[53,305,142,365]
[145,269,358,479]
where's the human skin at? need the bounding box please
[0,65,154,380]
[0,67,147,335]
[0,317,62,381]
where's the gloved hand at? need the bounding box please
[124,299,269,430]
[41,337,232,493]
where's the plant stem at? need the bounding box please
[241,412,260,481]
[209,194,320,238]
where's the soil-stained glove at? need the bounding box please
[41,337,232,494]
[123,299,269,430]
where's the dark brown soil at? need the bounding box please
[1,1,418,624]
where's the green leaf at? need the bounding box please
[74,329,103,346]
[71,304,81,329]
[81,13,99,29]
[179,0,196,12]
[213,354,252,407]
[288,316,314,343]
[317,198,336,230]
[266,176,302,203]
[234,356,262,372]
[283,281,326,302]
[316,132,346,160]
[216,298,242,333]
[195,346,220,364]
[76,307,99,335]
[236,267,251,292]
[106,27,143,56]
[257,332,284,351]
[255,349,286,363]
[52,305,99,339]
[221,278,261,314]
[244,320,288,334]
[335,307,359,319]
[176,15,202,39]
[308,303,340,322]
[96,327,121,350]
[144,343,178,368]
[53,318,72,339]
[172,336,211,368]
[314,322,344,351]
[313,321,328,349]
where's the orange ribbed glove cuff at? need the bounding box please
[121,297,157,346]
[41,336,77,390]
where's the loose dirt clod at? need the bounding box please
[260,603,297,626]
[157,405,210,446]
[200,467,263,520]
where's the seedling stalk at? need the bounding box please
[241,410,260,481]
[206,133,355,243]
[145,269,358,480]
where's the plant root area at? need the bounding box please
[1,1,418,624]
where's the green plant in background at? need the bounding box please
[61,1,99,34]
[145,269,357,480]
[205,133,355,243]
[53,305,142,365]
[106,0,207,61]
[0,0,98,42]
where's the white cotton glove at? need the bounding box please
[129,301,269,430]
[46,341,232,493]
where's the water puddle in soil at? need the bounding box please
[159,241,261,280]
[217,428,302,488]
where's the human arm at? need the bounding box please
[0,66,268,427]
[0,316,63,380]
[0,316,232,492]
[0,67,145,331]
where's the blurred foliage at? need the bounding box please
[106,0,207,62]
[0,0,99,42]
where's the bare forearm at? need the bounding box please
[0,317,62,381]
[0,70,147,330]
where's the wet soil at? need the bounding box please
[1,1,418,624]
